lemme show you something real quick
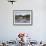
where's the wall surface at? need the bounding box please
[0,0,46,42]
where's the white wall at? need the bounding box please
[0,0,46,42]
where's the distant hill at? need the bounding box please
[15,14,30,20]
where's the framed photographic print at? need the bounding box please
[13,10,33,25]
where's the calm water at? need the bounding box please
[15,19,30,23]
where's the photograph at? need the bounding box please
[13,10,32,25]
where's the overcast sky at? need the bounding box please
[14,10,31,16]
